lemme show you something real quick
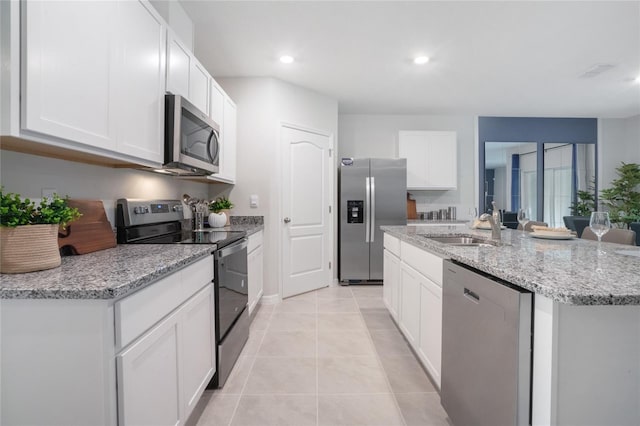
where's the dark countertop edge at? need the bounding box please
[0,250,214,301]
[382,226,640,306]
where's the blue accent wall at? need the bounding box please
[478,117,598,218]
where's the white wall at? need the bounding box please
[339,114,476,216]
[0,150,210,227]
[599,114,640,193]
[217,77,338,298]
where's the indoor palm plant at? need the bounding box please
[599,162,640,228]
[0,189,81,273]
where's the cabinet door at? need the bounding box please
[189,61,209,114]
[117,312,182,426]
[383,249,400,321]
[167,33,190,98]
[115,0,165,162]
[398,130,457,189]
[181,285,215,418]
[248,244,264,315]
[209,80,225,125]
[219,98,237,182]
[23,1,118,150]
[425,131,457,189]
[419,278,442,389]
[398,131,428,189]
[399,263,421,347]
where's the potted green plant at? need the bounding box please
[209,196,234,226]
[600,162,640,228]
[570,189,595,217]
[0,189,81,273]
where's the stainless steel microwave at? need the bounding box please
[164,94,220,176]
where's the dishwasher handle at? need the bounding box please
[216,238,248,259]
[463,288,480,303]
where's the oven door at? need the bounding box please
[215,238,248,341]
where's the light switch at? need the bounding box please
[250,194,259,208]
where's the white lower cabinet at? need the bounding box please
[247,231,264,315]
[117,309,182,426]
[399,263,422,347]
[418,276,442,388]
[385,233,444,389]
[383,249,400,320]
[117,280,216,426]
[181,285,216,416]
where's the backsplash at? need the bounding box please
[230,216,264,225]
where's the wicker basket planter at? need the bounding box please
[0,224,61,273]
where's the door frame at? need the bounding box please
[278,121,335,300]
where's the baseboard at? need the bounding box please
[260,293,280,305]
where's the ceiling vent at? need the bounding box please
[579,63,616,78]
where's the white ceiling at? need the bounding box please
[180,1,640,118]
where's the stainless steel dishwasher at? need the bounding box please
[441,260,533,426]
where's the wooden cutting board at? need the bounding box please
[58,200,116,254]
[407,193,418,220]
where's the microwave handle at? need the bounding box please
[207,130,220,164]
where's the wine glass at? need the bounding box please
[589,211,611,244]
[517,208,530,237]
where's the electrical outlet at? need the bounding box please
[41,188,57,202]
[250,194,259,208]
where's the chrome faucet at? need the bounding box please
[480,201,501,241]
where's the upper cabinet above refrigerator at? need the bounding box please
[398,131,457,190]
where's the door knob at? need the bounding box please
[284,217,291,223]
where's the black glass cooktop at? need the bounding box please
[124,228,245,248]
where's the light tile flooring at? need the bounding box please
[188,285,451,426]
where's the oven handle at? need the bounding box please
[215,238,248,259]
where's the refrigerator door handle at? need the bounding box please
[365,177,371,243]
[370,177,376,242]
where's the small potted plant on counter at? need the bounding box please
[0,189,81,273]
[209,196,234,227]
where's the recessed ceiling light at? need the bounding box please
[413,56,430,65]
[279,55,294,64]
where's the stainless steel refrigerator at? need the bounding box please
[339,158,407,282]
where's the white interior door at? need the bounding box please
[281,125,332,298]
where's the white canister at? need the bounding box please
[208,212,227,228]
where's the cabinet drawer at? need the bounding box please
[115,256,213,349]
[401,241,443,286]
[247,230,263,253]
[384,233,401,257]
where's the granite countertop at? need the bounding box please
[407,219,468,225]
[0,245,215,300]
[382,225,640,306]
[0,221,264,300]
[224,223,263,236]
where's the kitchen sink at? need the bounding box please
[422,236,502,247]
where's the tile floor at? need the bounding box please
[188,285,451,426]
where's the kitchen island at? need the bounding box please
[382,225,640,426]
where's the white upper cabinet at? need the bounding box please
[166,32,190,98]
[116,0,165,162]
[189,61,210,114]
[219,97,237,183]
[22,0,166,164]
[209,80,225,126]
[166,30,209,115]
[398,130,457,190]
[23,1,118,150]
